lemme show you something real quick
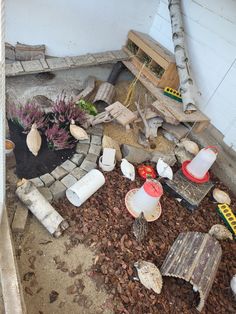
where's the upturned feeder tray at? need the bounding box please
[161,232,222,312]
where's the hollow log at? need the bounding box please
[168,0,197,112]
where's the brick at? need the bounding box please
[61,174,77,188]
[51,166,68,180]
[91,135,102,145]
[79,134,91,144]
[80,160,97,172]
[30,177,44,188]
[85,153,98,163]
[61,160,76,172]
[39,173,55,187]
[11,202,28,233]
[89,144,101,156]
[49,181,66,200]
[38,187,53,203]
[71,167,87,180]
[76,143,89,155]
[70,153,84,166]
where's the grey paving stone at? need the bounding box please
[11,202,28,233]
[71,167,87,180]
[49,181,66,200]
[61,174,77,188]
[91,135,102,145]
[79,134,91,144]
[38,187,53,203]
[76,143,89,155]
[70,153,84,166]
[85,153,98,163]
[51,166,68,180]
[30,177,44,188]
[87,126,103,136]
[39,173,55,187]
[61,159,76,172]
[89,144,101,156]
[80,159,97,172]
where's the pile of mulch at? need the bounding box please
[8,120,75,179]
[56,166,236,314]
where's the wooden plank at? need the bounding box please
[92,51,116,64]
[46,57,69,70]
[133,108,160,122]
[5,62,24,76]
[106,101,136,126]
[162,122,189,139]
[21,60,43,72]
[39,58,49,69]
[72,54,97,67]
[111,49,129,60]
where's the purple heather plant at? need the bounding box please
[45,124,75,150]
[8,102,46,131]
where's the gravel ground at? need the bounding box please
[56,165,236,314]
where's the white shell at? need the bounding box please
[69,121,89,141]
[26,124,42,156]
[134,260,163,294]
[213,188,231,205]
[180,139,199,155]
[120,159,135,181]
[156,158,173,180]
[230,275,236,297]
[208,224,233,241]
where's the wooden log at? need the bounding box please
[16,180,69,237]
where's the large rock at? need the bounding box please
[175,146,194,164]
[102,135,122,161]
[121,144,176,166]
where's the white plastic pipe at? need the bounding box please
[66,169,105,207]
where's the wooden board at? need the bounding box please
[21,60,43,72]
[106,101,136,126]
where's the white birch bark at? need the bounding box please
[168,0,197,112]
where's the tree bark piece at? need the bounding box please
[168,0,197,112]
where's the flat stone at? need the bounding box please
[51,166,68,180]
[21,60,43,72]
[162,122,189,140]
[89,144,101,156]
[30,177,44,188]
[38,187,53,203]
[87,126,103,136]
[79,134,91,144]
[61,160,76,172]
[72,167,87,180]
[151,151,176,166]
[72,54,96,66]
[85,153,98,163]
[91,135,102,145]
[61,174,77,188]
[76,143,89,155]
[49,181,66,200]
[174,146,194,164]
[70,153,84,166]
[11,202,28,233]
[80,160,97,172]
[39,173,55,187]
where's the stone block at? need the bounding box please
[76,143,89,155]
[87,126,103,136]
[85,153,98,163]
[70,153,84,166]
[51,166,68,180]
[79,134,91,144]
[30,177,44,188]
[61,174,77,188]
[89,144,101,156]
[91,135,102,145]
[61,160,76,172]
[49,181,66,200]
[11,202,28,233]
[39,173,55,187]
[80,160,97,172]
[72,167,87,180]
[38,187,53,203]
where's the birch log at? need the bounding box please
[16,180,69,237]
[168,0,196,112]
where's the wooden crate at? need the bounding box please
[124,30,179,89]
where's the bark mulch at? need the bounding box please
[56,166,236,314]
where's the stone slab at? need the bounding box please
[92,51,116,64]
[5,61,24,76]
[46,57,69,69]
[72,167,87,180]
[89,144,101,156]
[51,166,68,180]
[91,135,102,145]
[21,60,43,72]
[11,203,28,233]
[39,173,55,187]
[70,153,84,166]
[39,58,49,69]
[79,134,91,144]
[30,177,44,188]
[87,126,103,136]
[85,153,98,163]
[162,122,189,140]
[80,160,97,172]
[38,187,53,203]
[49,181,67,200]
[61,160,76,172]
[72,54,96,66]
[76,143,89,155]
[61,174,77,188]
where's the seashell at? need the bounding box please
[26,123,42,156]
[180,139,199,155]
[120,159,135,181]
[212,188,231,205]
[156,158,173,180]
[230,274,236,298]
[134,260,163,294]
[69,119,88,141]
[208,224,233,241]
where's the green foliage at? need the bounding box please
[76,99,97,116]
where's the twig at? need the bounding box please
[135,97,150,139]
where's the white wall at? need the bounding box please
[5,0,158,57]
[149,0,236,150]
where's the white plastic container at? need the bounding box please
[132,181,163,216]
[66,169,105,207]
[186,146,218,179]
